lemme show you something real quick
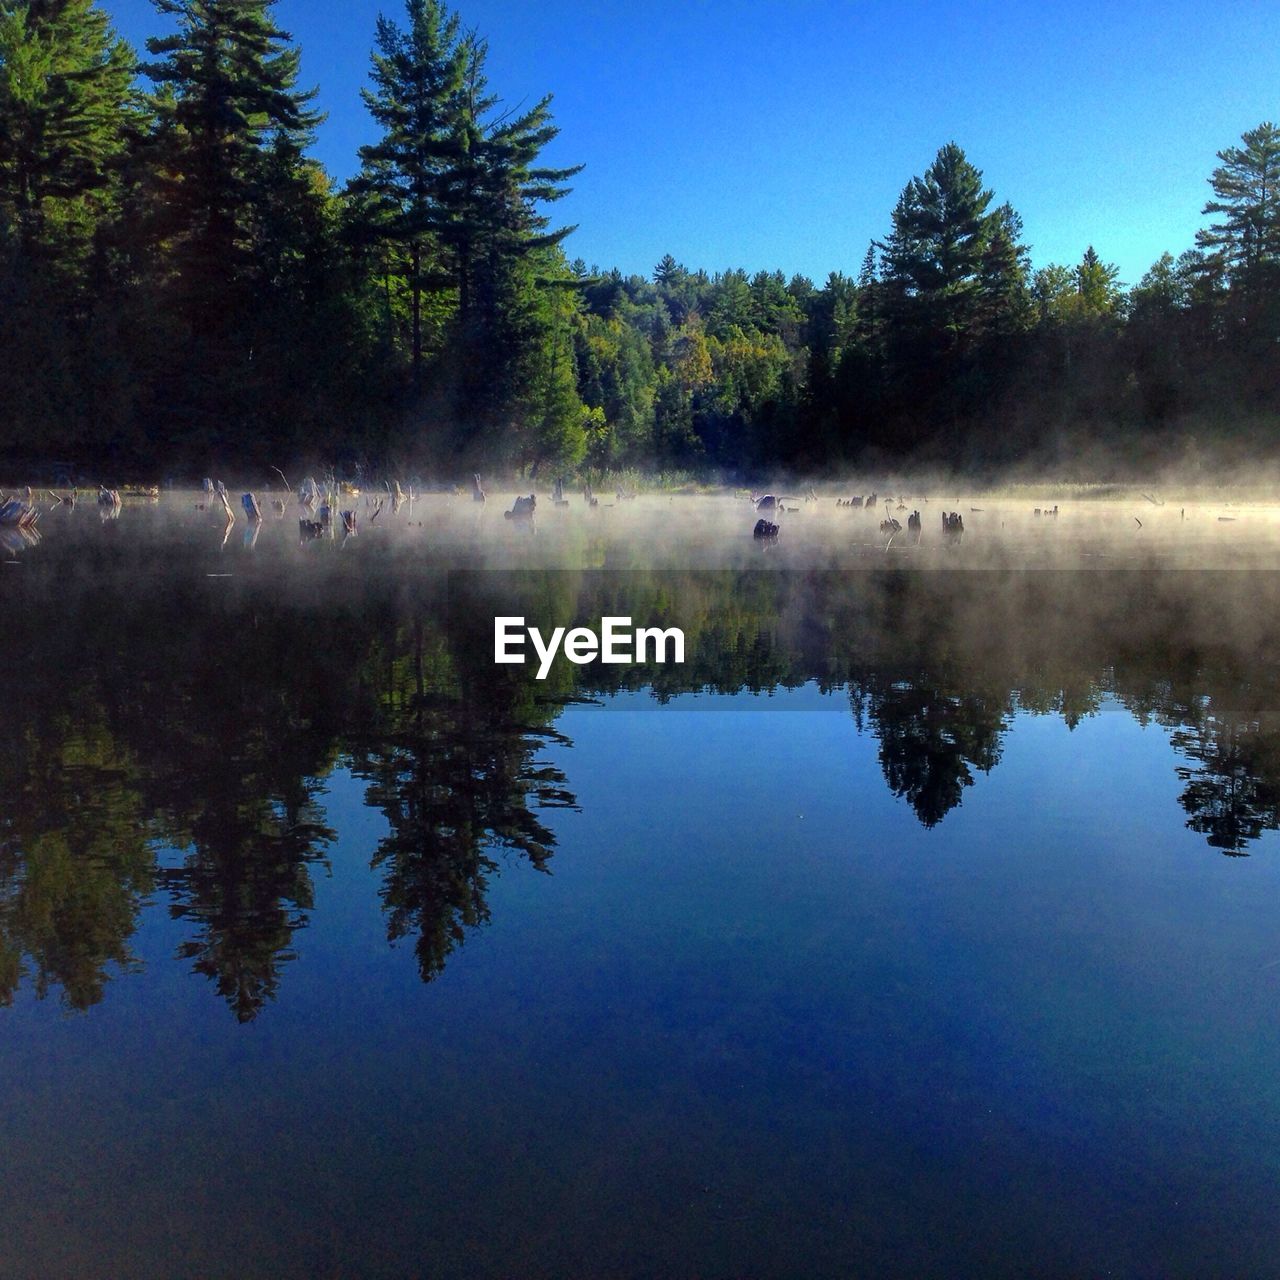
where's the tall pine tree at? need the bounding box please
[143,0,321,332]
[354,0,466,381]
[0,0,134,271]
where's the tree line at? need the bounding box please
[2,0,1279,476]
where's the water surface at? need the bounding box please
[1,496,1279,1277]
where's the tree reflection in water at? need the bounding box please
[350,617,577,983]
[2,552,1280,1016]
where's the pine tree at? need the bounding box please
[1075,245,1121,317]
[1196,122,1280,282]
[0,0,135,268]
[142,0,322,331]
[354,0,467,380]
[438,33,584,462]
[976,203,1030,334]
[438,34,582,322]
[880,142,999,333]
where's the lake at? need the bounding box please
[1,491,1279,1278]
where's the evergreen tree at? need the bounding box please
[439,33,584,463]
[1196,122,1280,284]
[1074,245,1121,317]
[976,203,1031,334]
[143,0,322,331]
[880,141,1005,336]
[354,0,467,380]
[0,0,135,269]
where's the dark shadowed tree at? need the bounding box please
[354,0,466,382]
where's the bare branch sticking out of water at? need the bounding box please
[269,469,292,516]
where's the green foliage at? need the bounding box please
[0,0,135,267]
[2,1,1280,475]
[1197,122,1280,282]
[142,0,321,314]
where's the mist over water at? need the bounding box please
[3,487,1280,1277]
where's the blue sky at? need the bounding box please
[103,0,1280,287]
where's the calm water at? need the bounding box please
[2,498,1280,1278]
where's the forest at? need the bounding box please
[2,0,1280,478]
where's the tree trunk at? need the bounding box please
[411,241,422,383]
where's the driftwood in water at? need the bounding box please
[298,477,321,509]
[472,473,486,503]
[98,487,122,511]
[217,489,235,522]
[341,509,357,535]
[299,518,325,541]
[0,499,39,528]
[242,493,262,522]
[753,518,779,540]
[504,494,536,520]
